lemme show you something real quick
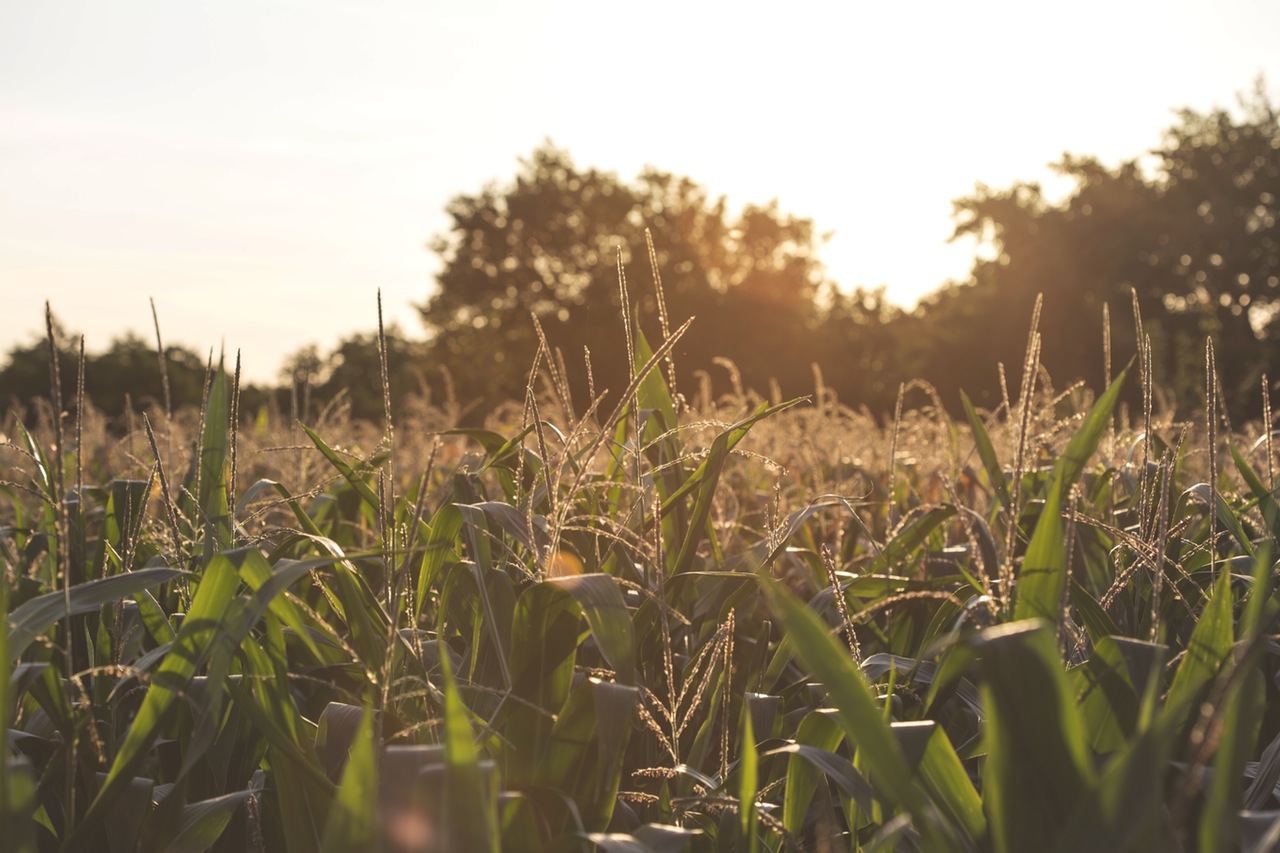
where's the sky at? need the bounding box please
[2,1,1278,383]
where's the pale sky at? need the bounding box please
[2,0,1278,383]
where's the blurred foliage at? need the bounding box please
[0,326,274,426]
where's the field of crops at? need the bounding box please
[6,300,1280,852]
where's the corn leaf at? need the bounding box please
[975,620,1093,853]
[319,706,378,853]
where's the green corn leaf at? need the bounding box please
[770,733,879,834]
[659,398,806,521]
[634,329,679,442]
[975,620,1093,853]
[319,706,378,853]
[1180,482,1256,557]
[1014,480,1067,623]
[1200,545,1276,851]
[197,358,231,546]
[6,567,186,662]
[232,635,334,853]
[273,531,390,669]
[1163,570,1234,731]
[299,423,381,511]
[162,790,254,853]
[961,390,1012,508]
[862,505,958,576]
[1053,714,1178,853]
[315,702,371,780]
[414,503,463,622]
[1240,544,1277,642]
[235,551,324,659]
[439,645,499,853]
[76,551,243,842]
[1200,667,1265,852]
[1073,640,1141,750]
[502,583,580,784]
[99,479,151,575]
[670,399,804,574]
[548,573,636,684]
[1015,367,1128,624]
[1056,366,1129,491]
[758,573,955,849]
[894,720,985,841]
[180,554,333,781]
[1068,578,1123,646]
[132,587,178,645]
[436,424,540,477]
[14,419,55,504]
[590,679,639,820]
[507,585,577,715]
[1228,439,1280,536]
[251,476,384,647]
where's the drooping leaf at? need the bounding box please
[162,790,254,853]
[7,567,186,662]
[549,573,636,684]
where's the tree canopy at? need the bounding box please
[922,85,1280,416]
[418,144,836,410]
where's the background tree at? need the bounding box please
[420,144,833,411]
[914,84,1280,417]
[0,325,212,425]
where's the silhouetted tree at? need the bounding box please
[814,287,907,412]
[420,143,832,410]
[917,84,1280,417]
[278,329,432,423]
[0,326,211,425]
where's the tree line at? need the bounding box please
[3,85,1277,425]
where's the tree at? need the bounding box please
[278,330,432,424]
[420,143,832,410]
[917,84,1280,417]
[0,325,210,425]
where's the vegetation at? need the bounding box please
[6,260,1280,852]
[6,88,1273,426]
[416,84,1280,420]
[2,80,1278,853]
